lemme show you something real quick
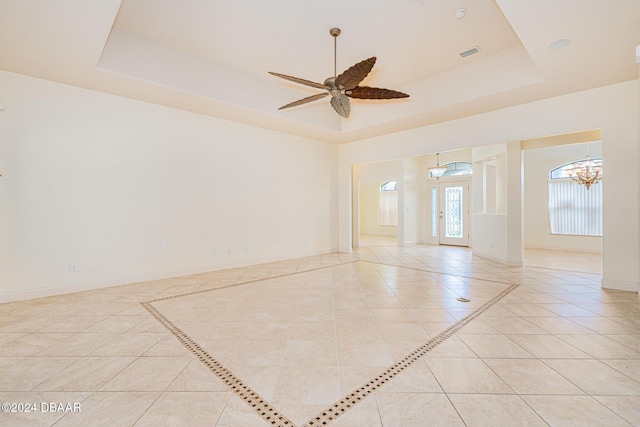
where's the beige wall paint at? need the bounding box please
[0,71,338,301]
[340,81,638,292]
[352,160,403,246]
[0,72,637,300]
[358,182,397,238]
[353,150,473,248]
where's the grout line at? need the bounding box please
[359,259,520,287]
[141,259,519,427]
[525,264,602,275]
[145,260,360,304]
[141,301,296,427]
[302,283,519,426]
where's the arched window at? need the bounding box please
[443,162,472,176]
[550,158,603,179]
[380,181,398,192]
[429,162,473,178]
[379,181,398,226]
[548,159,602,236]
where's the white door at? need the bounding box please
[436,181,470,246]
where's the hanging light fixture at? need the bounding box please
[429,153,448,178]
[566,145,603,189]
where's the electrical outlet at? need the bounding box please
[212,250,217,256]
[69,264,78,273]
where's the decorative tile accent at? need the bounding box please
[303,283,517,427]
[141,261,518,427]
[143,301,295,426]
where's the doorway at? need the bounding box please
[429,179,470,247]
[521,133,603,274]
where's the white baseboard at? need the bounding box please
[601,277,639,292]
[0,248,335,304]
[1,271,185,304]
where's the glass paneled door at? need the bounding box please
[435,181,470,246]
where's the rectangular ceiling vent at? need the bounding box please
[459,46,480,58]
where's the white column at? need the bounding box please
[506,140,523,266]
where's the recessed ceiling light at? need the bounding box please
[453,8,466,19]
[548,38,570,49]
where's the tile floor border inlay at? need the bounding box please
[363,259,523,286]
[525,265,602,275]
[146,260,360,304]
[140,260,521,427]
[142,301,296,426]
[302,282,519,427]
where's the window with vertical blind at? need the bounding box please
[379,182,398,226]
[548,160,603,236]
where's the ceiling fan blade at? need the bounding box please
[278,92,330,110]
[346,86,410,99]
[335,57,376,90]
[268,72,328,90]
[330,94,351,118]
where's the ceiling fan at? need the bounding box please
[269,28,409,118]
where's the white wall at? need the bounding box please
[524,142,603,253]
[473,214,508,263]
[339,80,639,292]
[400,157,420,246]
[470,141,521,265]
[505,140,524,266]
[0,71,338,301]
[472,143,508,263]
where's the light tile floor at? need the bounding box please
[0,245,638,426]
[524,248,602,275]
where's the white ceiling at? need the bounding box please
[1,0,639,143]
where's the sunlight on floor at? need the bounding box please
[524,248,602,275]
[358,235,603,275]
[0,245,636,426]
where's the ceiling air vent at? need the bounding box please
[459,46,480,58]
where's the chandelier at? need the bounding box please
[566,150,602,190]
[428,153,447,178]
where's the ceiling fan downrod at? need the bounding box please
[330,27,341,78]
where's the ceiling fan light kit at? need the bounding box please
[269,28,409,118]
